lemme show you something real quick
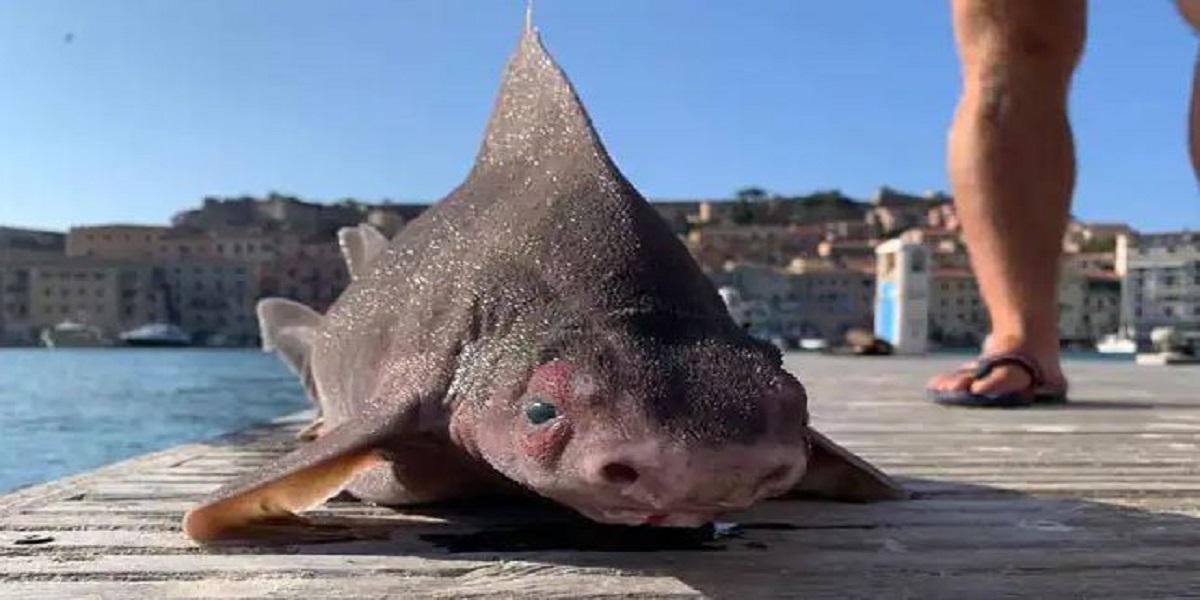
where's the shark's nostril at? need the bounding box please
[601,462,640,486]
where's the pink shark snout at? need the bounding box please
[571,438,808,527]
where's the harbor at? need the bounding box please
[2,354,1197,598]
[0,3,1196,598]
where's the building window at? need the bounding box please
[1165,306,1175,317]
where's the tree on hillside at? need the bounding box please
[731,199,755,225]
[729,186,771,225]
[735,187,769,203]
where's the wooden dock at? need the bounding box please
[3,355,1199,599]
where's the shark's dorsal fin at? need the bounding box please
[473,9,614,174]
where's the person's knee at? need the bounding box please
[954,0,1086,86]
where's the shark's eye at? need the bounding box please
[524,400,559,425]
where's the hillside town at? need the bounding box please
[0,188,1195,350]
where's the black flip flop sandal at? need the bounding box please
[926,352,1066,408]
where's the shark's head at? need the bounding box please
[452,314,812,527]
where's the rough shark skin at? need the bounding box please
[182,14,906,543]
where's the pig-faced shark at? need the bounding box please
[183,13,905,543]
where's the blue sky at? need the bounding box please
[0,1,1197,232]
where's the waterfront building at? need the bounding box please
[1116,232,1200,341]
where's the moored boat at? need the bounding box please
[39,321,114,348]
[1096,333,1137,354]
[118,323,192,347]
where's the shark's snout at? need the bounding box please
[575,438,808,522]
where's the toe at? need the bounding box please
[927,369,974,392]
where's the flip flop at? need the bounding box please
[926,352,1068,408]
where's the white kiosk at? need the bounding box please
[874,238,930,355]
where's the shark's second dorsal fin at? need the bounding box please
[337,223,389,281]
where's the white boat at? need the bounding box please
[118,323,192,347]
[1096,333,1137,354]
[799,338,828,351]
[39,321,113,348]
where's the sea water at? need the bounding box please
[0,348,308,493]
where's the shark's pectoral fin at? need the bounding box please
[183,417,395,543]
[257,298,324,412]
[788,428,909,503]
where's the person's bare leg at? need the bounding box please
[928,0,1086,398]
[1179,0,1200,177]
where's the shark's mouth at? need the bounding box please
[575,506,724,528]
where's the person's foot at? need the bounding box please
[926,335,1068,404]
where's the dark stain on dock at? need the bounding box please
[13,535,54,546]
[417,520,820,553]
[421,522,730,553]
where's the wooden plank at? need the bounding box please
[4,571,1200,600]
[0,576,702,600]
